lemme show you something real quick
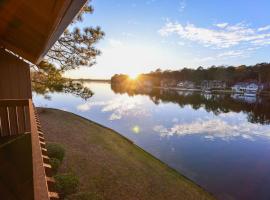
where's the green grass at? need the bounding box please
[38,108,216,200]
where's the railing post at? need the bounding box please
[28,99,50,200]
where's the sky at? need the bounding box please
[65,0,270,79]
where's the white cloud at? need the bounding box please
[153,118,270,141]
[159,22,270,49]
[178,0,186,13]
[217,50,246,58]
[194,50,249,63]
[77,101,106,112]
[258,25,270,32]
[215,23,229,28]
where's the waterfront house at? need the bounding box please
[201,80,227,90]
[232,82,264,95]
[160,79,177,88]
[231,82,247,93]
[0,1,87,199]
[142,80,153,87]
[177,81,195,89]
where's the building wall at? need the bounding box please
[0,49,32,99]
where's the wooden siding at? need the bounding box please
[0,49,32,99]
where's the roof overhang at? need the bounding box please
[0,0,87,64]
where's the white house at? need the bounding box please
[232,82,264,96]
[201,80,227,90]
[177,81,195,89]
[231,83,247,93]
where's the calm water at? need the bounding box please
[34,82,270,200]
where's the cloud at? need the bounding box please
[153,118,270,141]
[217,50,246,58]
[178,0,186,13]
[258,25,270,32]
[195,49,252,63]
[77,101,106,112]
[215,23,229,28]
[158,22,270,49]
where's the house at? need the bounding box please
[160,79,177,88]
[232,82,264,95]
[177,81,195,89]
[231,82,247,93]
[142,80,153,88]
[201,80,227,90]
[0,1,87,199]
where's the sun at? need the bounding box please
[128,73,139,80]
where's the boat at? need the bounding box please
[244,91,257,97]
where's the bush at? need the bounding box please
[47,143,65,162]
[49,158,61,174]
[55,173,79,198]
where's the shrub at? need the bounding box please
[49,158,61,174]
[55,173,79,198]
[47,143,65,162]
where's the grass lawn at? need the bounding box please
[38,108,215,200]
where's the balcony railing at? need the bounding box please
[0,99,58,200]
[0,99,30,136]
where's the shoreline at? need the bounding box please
[38,107,216,200]
[154,86,270,96]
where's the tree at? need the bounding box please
[32,1,103,99]
[32,61,93,100]
[45,1,105,71]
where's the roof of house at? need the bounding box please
[0,0,87,64]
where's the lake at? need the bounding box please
[34,81,270,200]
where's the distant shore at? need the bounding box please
[72,78,111,82]
[154,86,270,96]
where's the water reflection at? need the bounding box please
[34,82,270,200]
[153,117,270,141]
[111,84,270,125]
[77,95,150,120]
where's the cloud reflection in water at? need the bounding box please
[77,95,150,120]
[153,112,270,141]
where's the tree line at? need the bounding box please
[111,63,270,87]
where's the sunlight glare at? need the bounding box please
[129,73,139,80]
[132,125,140,134]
